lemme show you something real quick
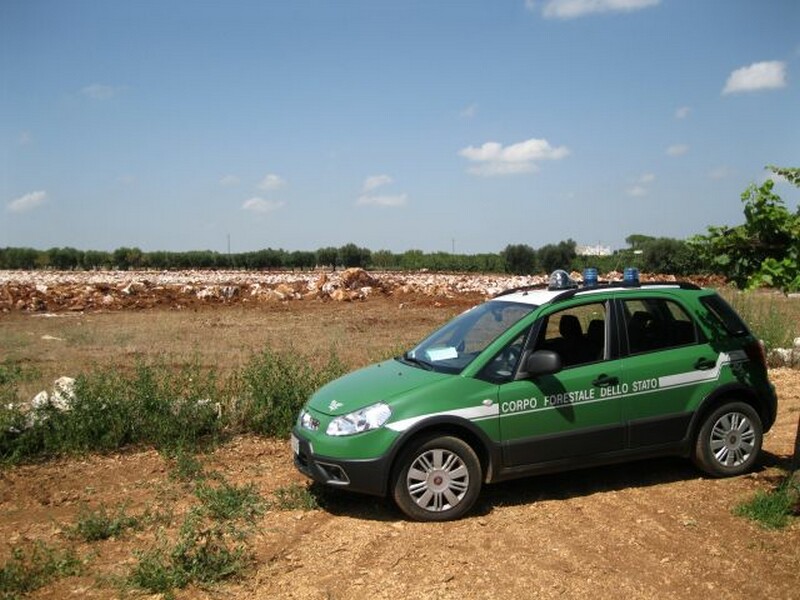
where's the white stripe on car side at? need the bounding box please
[385,352,747,432]
[386,404,499,432]
[657,351,746,388]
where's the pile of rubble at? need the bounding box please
[0,268,521,312]
[0,268,722,313]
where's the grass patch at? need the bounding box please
[734,476,800,529]
[1,346,347,464]
[167,449,206,483]
[0,542,81,599]
[721,290,800,351]
[195,478,265,522]
[230,347,345,438]
[270,482,320,511]
[128,482,256,596]
[68,502,140,542]
[129,525,249,595]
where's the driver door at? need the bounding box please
[497,301,625,467]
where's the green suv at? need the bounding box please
[292,271,777,521]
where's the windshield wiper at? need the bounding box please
[400,352,434,371]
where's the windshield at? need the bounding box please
[400,300,535,374]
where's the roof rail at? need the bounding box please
[493,280,701,301]
[550,280,701,303]
[492,283,551,298]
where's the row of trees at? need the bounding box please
[0,239,702,275]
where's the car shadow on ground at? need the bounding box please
[310,451,790,522]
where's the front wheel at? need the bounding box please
[392,435,482,521]
[693,402,763,477]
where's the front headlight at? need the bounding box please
[299,409,319,431]
[326,402,392,437]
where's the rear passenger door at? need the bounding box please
[617,295,717,448]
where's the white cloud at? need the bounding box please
[626,173,655,197]
[81,83,123,100]
[357,175,407,207]
[675,106,691,119]
[666,144,689,157]
[530,0,660,19]
[117,174,136,185]
[7,190,47,213]
[638,173,656,184]
[356,194,408,208]
[241,197,285,213]
[257,174,287,191]
[459,137,569,176]
[468,162,539,177]
[722,61,787,95]
[220,175,240,186]
[19,131,32,145]
[708,166,733,180]
[362,174,393,193]
[627,185,648,197]
[459,103,478,119]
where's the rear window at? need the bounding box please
[700,294,750,337]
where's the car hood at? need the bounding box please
[307,358,450,416]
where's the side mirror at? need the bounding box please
[516,350,562,379]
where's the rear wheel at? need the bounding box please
[693,402,762,477]
[392,435,482,521]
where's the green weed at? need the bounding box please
[0,346,346,464]
[195,478,265,522]
[129,544,186,596]
[230,347,345,438]
[270,482,320,511]
[68,503,140,542]
[129,505,251,595]
[0,542,81,599]
[167,449,206,483]
[171,514,249,585]
[734,477,800,529]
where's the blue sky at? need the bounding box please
[2,0,798,254]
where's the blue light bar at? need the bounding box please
[623,267,640,286]
[548,269,578,291]
[582,267,598,287]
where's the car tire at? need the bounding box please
[392,435,482,521]
[693,401,763,477]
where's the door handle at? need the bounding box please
[694,357,716,370]
[592,374,618,387]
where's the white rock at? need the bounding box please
[31,390,50,410]
[51,377,76,411]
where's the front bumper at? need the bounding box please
[291,428,390,497]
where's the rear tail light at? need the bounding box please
[744,339,768,371]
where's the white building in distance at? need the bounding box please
[576,244,613,257]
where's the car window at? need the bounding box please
[622,298,697,355]
[532,302,606,368]
[405,301,535,374]
[699,294,749,337]
[478,330,529,383]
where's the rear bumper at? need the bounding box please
[292,428,389,497]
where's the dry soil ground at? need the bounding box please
[0,293,798,599]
